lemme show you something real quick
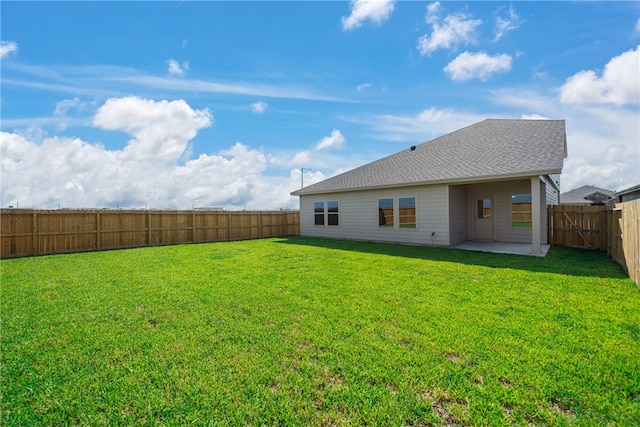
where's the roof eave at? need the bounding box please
[613,183,640,197]
[291,169,563,196]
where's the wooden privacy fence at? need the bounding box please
[550,204,608,250]
[511,201,532,223]
[1,209,300,259]
[550,200,639,286]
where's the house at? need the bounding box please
[291,119,567,255]
[611,184,640,203]
[560,185,614,205]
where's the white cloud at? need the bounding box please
[0,132,34,164]
[491,87,555,112]
[635,19,640,35]
[93,96,212,162]
[51,98,96,131]
[290,150,312,166]
[298,168,328,188]
[0,97,317,210]
[561,145,632,193]
[0,41,18,59]
[168,59,189,77]
[347,106,486,142]
[267,130,348,171]
[416,107,452,123]
[425,1,441,24]
[493,5,521,42]
[417,2,481,55]
[444,51,512,81]
[53,97,94,117]
[315,129,345,150]
[520,114,550,120]
[4,63,344,102]
[341,0,395,31]
[250,101,268,114]
[357,82,373,91]
[560,45,640,105]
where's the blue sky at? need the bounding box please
[1,1,639,210]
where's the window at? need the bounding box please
[511,194,532,227]
[327,201,339,226]
[314,201,339,226]
[314,201,324,226]
[477,198,492,219]
[399,197,416,228]
[378,198,394,227]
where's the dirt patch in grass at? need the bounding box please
[546,403,576,418]
[500,377,513,388]
[421,389,463,425]
[388,383,398,396]
[446,352,460,362]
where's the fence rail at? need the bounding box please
[1,209,300,259]
[550,200,639,286]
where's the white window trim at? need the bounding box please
[327,200,340,227]
[398,196,418,230]
[378,197,395,229]
[313,201,325,227]
[313,200,340,227]
[376,196,418,230]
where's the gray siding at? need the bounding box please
[542,175,560,245]
[621,192,640,202]
[448,184,468,245]
[549,174,561,194]
[299,177,555,247]
[544,175,560,205]
[299,185,450,246]
[540,179,548,245]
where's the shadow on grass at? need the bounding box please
[275,236,629,280]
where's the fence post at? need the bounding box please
[147,211,151,246]
[96,211,101,251]
[548,206,553,246]
[192,211,196,243]
[32,211,38,256]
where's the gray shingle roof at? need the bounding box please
[559,185,614,205]
[613,184,640,197]
[292,119,567,196]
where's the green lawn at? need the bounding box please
[2,237,639,426]
[512,221,533,228]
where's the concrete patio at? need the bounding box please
[452,240,551,257]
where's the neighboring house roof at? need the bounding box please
[559,185,614,205]
[292,119,567,196]
[612,184,640,201]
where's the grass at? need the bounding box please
[2,237,639,426]
[512,221,533,228]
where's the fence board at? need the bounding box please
[550,204,607,250]
[1,209,299,259]
[551,201,639,286]
[616,200,639,286]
